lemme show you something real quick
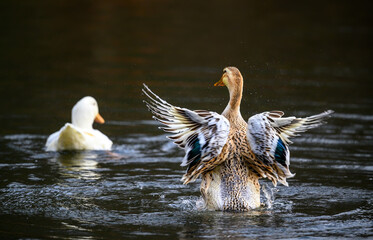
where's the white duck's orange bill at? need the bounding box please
[94,113,105,124]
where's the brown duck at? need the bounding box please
[143,66,333,211]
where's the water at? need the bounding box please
[1,1,372,239]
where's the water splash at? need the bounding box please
[261,183,275,209]
[169,196,200,212]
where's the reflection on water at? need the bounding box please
[54,151,101,180]
[0,0,372,239]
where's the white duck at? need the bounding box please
[46,96,112,151]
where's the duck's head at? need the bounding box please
[214,67,243,112]
[214,66,243,93]
[71,96,105,130]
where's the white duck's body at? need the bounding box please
[46,96,112,151]
[46,123,112,151]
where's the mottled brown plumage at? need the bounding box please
[143,66,333,211]
[201,67,262,210]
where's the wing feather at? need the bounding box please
[143,84,230,184]
[247,110,333,186]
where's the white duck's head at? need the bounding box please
[71,96,105,130]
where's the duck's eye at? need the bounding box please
[223,69,227,74]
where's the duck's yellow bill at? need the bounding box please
[214,76,226,86]
[94,113,105,124]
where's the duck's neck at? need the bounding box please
[72,116,93,130]
[222,85,244,122]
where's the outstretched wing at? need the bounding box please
[142,84,230,184]
[247,110,333,186]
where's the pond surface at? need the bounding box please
[0,1,372,239]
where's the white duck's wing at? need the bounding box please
[84,129,113,150]
[45,123,85,151]
[143,84,230,183]
[46,130,61,151]
[57,123,87,150]
[247,110,333,186]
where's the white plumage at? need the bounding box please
[46,96,112,151]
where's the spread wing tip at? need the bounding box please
[143,84,230,184]
[247,109,332,187]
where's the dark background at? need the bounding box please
[0,1,372,239]
[1,1,372,136]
